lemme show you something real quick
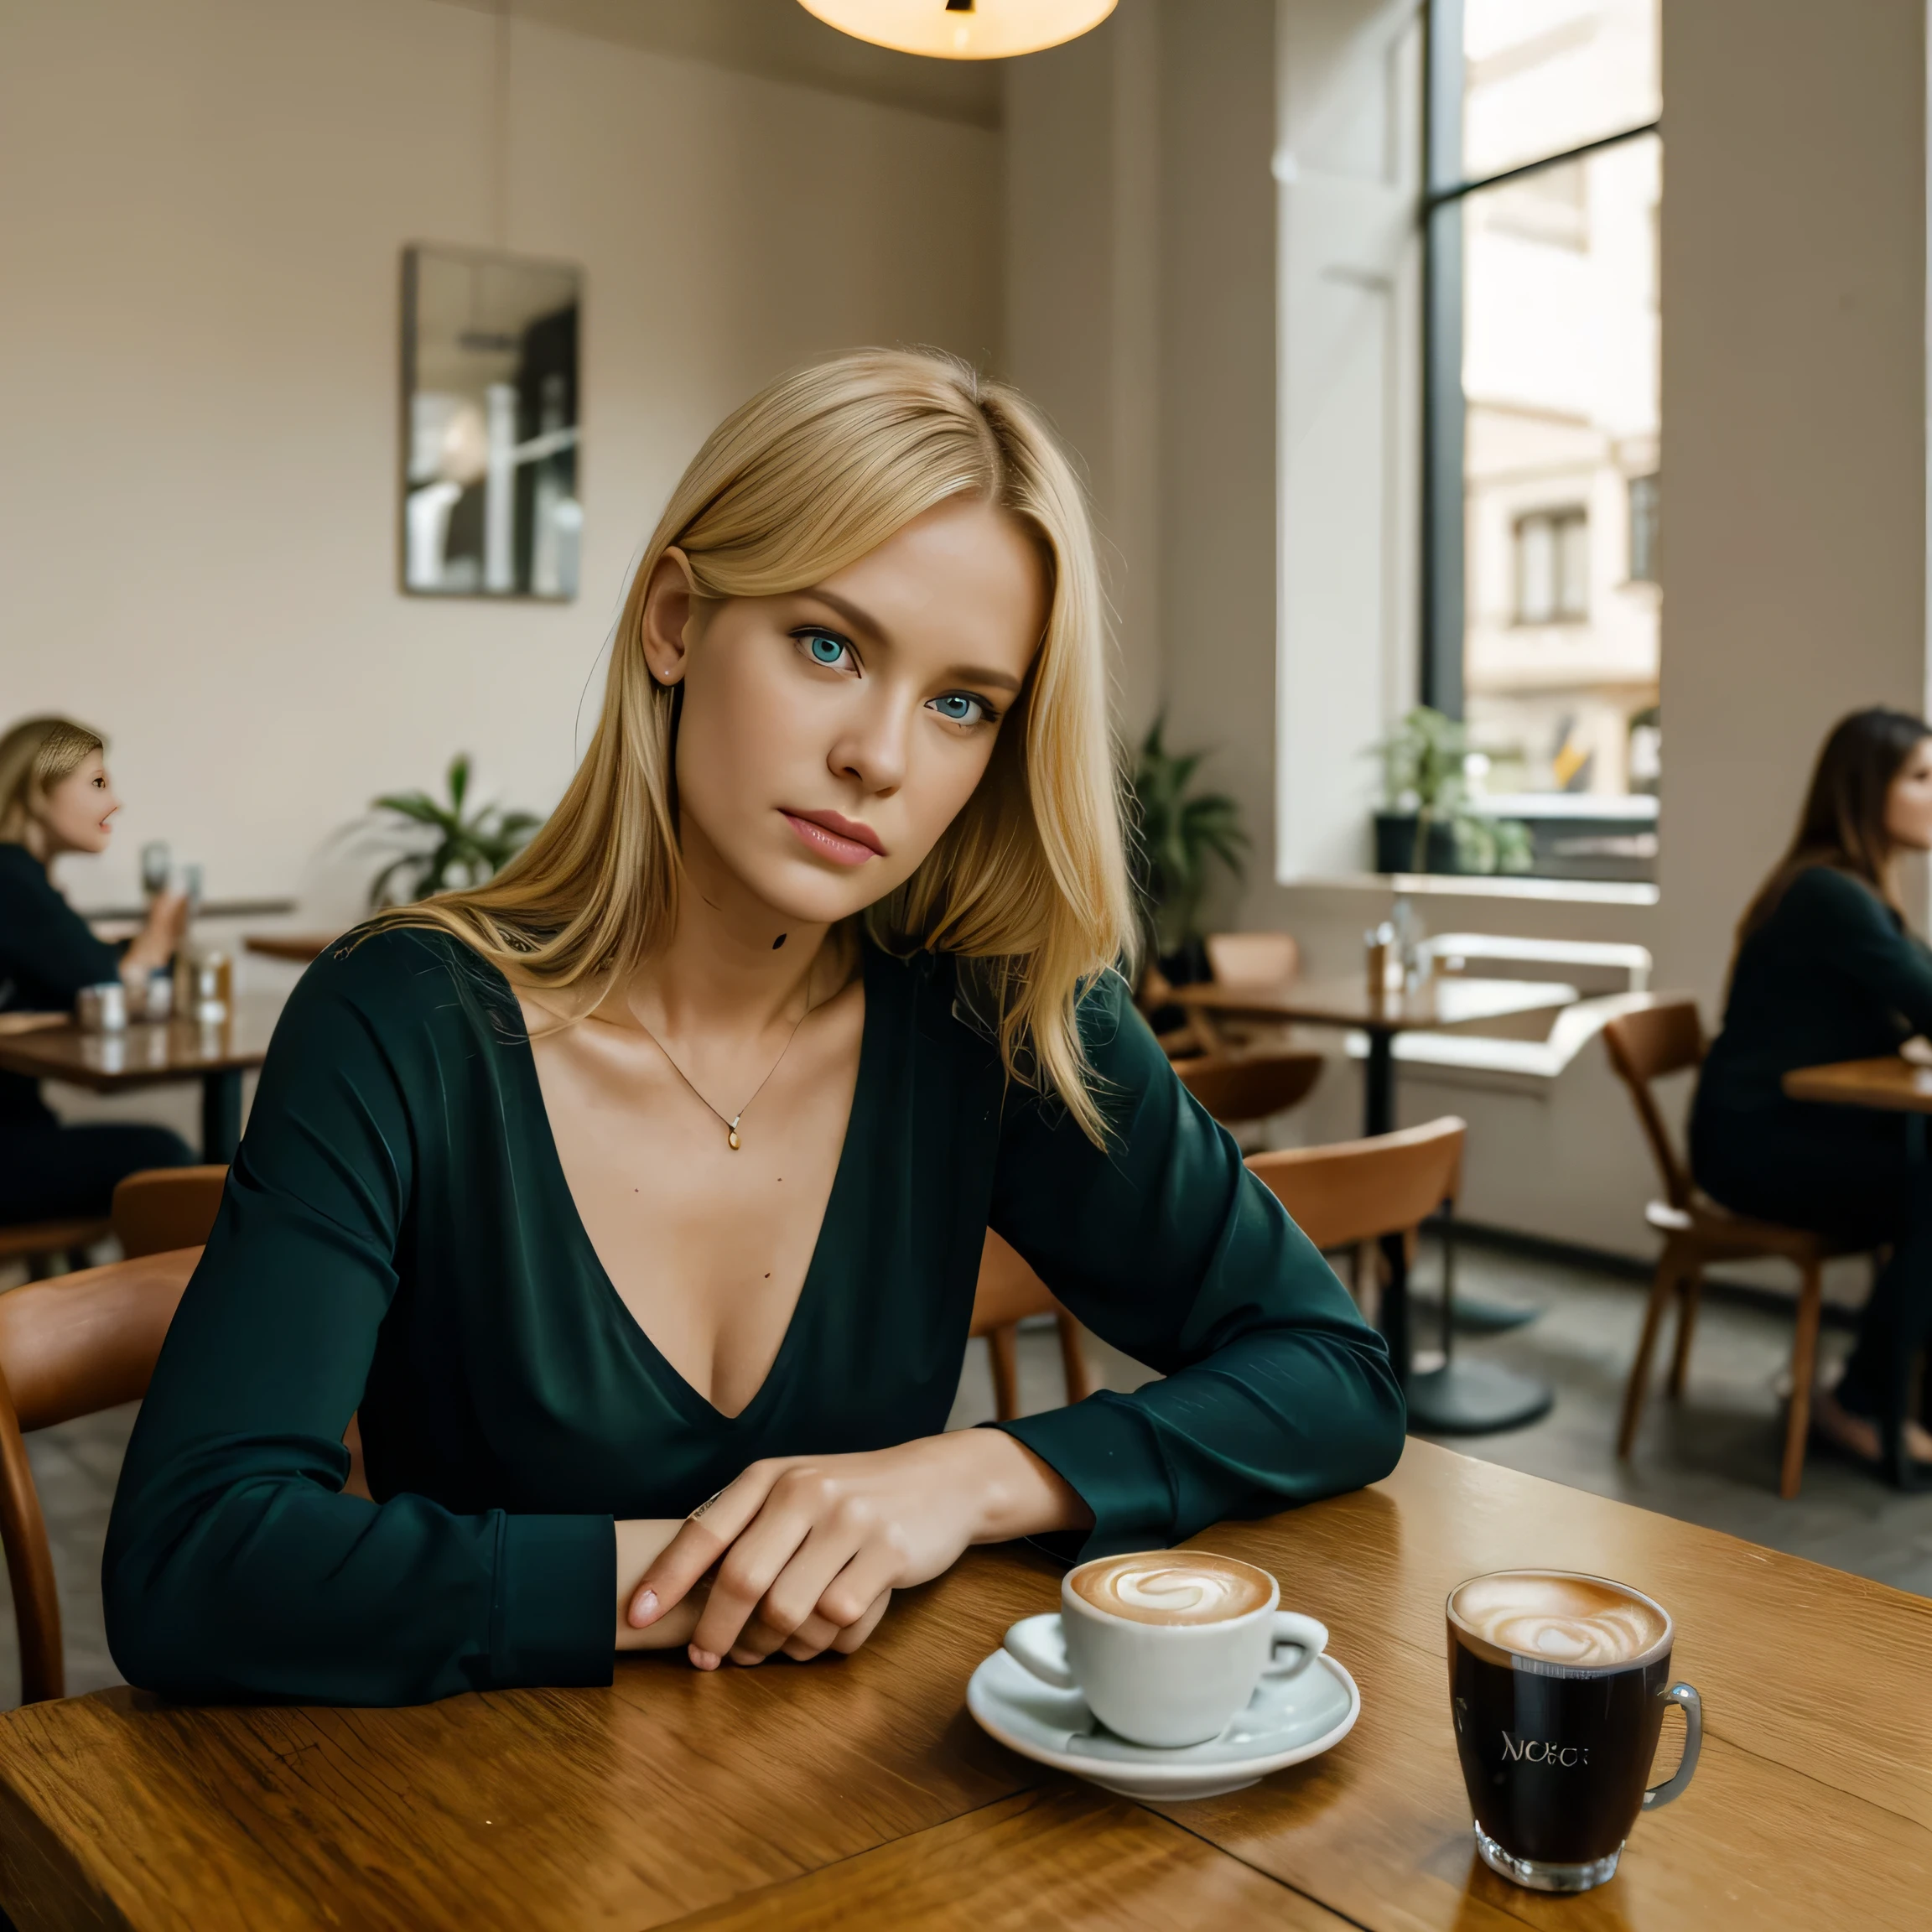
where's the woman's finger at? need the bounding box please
[686,1485,851,1665]
[827,1589,893,1655]
[628,1463,786,1627]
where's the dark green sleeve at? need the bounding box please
[0,844,122,1009]
[102,940,615,1705]
[989,974,1405,1558]
[1799,867,1932,1035]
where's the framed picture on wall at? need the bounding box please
[399,244,581,600]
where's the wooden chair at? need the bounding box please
[0,1248,199,1701]
[1177,1049,1322,1129]
[112,1165,227,1259]
[0,1219,112,1281]
[1247,1119,1466,1314]
[969,1231,1094,1423]
[1603,1000,1865,1499]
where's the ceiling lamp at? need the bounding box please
[797,1,1117,60]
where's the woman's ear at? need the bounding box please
[640,548,703,687]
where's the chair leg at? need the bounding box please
[1618,1244,1684,1459]
[1667,1271,1704,1399]
[1782,1261,1825,1501]
[1056,1312,1095,1405]
[987,1325,1021,1423]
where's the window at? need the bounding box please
[1423,0,1660,858]
[1514,507,1588,622]
[1628,472,1659,583]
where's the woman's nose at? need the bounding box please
[828,693,911,796]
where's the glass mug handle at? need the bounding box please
[1642,1682,1703,1810]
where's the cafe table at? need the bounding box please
[0,1438,1920,1930]
[0,1000,278,1163]
[1176,975,1576,1439]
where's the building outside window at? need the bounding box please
[1423,0,1660,873]
[1514,506,1589,623]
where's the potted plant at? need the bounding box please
[1126,718,1248,991]
[1370,709,1531,876]
[365,755,541,907]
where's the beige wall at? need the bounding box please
[0,0,1001,928]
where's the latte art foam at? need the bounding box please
[1068,1552,1274,1626]
[1451,1572,1668,1670]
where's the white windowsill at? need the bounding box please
[1280,872,1660,907]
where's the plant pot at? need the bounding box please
[1373,812,1461,875]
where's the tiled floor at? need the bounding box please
[10,1239,1929,1711]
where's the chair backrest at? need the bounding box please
[1601,1000,1703,1208]
[112,1165,227,1259]
[969,1229,1057,1335]
[1206,931,1300,986]
[0,1247,199,1702]
[1177,1051,1323,1125]
[1246,1117,1465,1252]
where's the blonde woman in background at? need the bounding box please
[106,351,1404,1706]
[0,718,192,1233]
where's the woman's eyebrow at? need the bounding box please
[801,587,1024,693]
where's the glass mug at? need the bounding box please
[1446,1569,1701,1893]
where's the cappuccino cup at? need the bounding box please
[1447,1570,1702,1893]
[1003,1550,1327,1748]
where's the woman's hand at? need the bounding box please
[124,891,190,975]
[627,1430,1089,1670]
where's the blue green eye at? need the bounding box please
[929,693,992,727]
[799,629,849,667]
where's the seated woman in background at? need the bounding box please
[1692,707,1932,1484]
[0,717,193,1230]
[105,350,1405,1706]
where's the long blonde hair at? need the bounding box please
[0,716,106,848]
[387,348,1134,1142]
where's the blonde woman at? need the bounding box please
[106,351,1402,1705]
[0,718,192,1229]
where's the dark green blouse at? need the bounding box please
[0,842,123,1125]
[104,928,1403,1706]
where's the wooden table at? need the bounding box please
[1,1439,1920,1930]
[1177,976,1576,1435]
[242,933,336,966]
[0,1001,278,1163]
[1784,1055,1932,1113]
[1175,976,1578,1140]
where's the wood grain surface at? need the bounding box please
[0,1442,1924,1929]
[1782,1055,1932,1113]
[0,1002,276,1093]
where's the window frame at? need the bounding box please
[1419,0,1661,714]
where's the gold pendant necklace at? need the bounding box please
[631,975,817,1152]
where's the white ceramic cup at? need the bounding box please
[1002,1555,1327,1748]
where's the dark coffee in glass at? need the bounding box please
[1446,1570,1702,1893]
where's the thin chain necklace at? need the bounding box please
[630,969,818,1151]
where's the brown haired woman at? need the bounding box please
[1691,706,1932,1485]
[0,717,193,1232]
[106,351,1403,1705]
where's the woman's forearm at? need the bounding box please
[953,1426,1093,1543]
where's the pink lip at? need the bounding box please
[782,809,885,866]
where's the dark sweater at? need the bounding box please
[0,842,122,1125]
[105,928,1405,1706]
[1691,865,1932,1195]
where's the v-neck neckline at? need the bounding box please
[501,941,880,1430]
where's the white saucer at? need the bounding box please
[966,1622,1360,1800]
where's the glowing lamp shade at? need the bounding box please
[797,0,1117,61]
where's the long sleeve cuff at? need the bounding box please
[492,1514,616,1689]
[995,1395,1179,1561]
